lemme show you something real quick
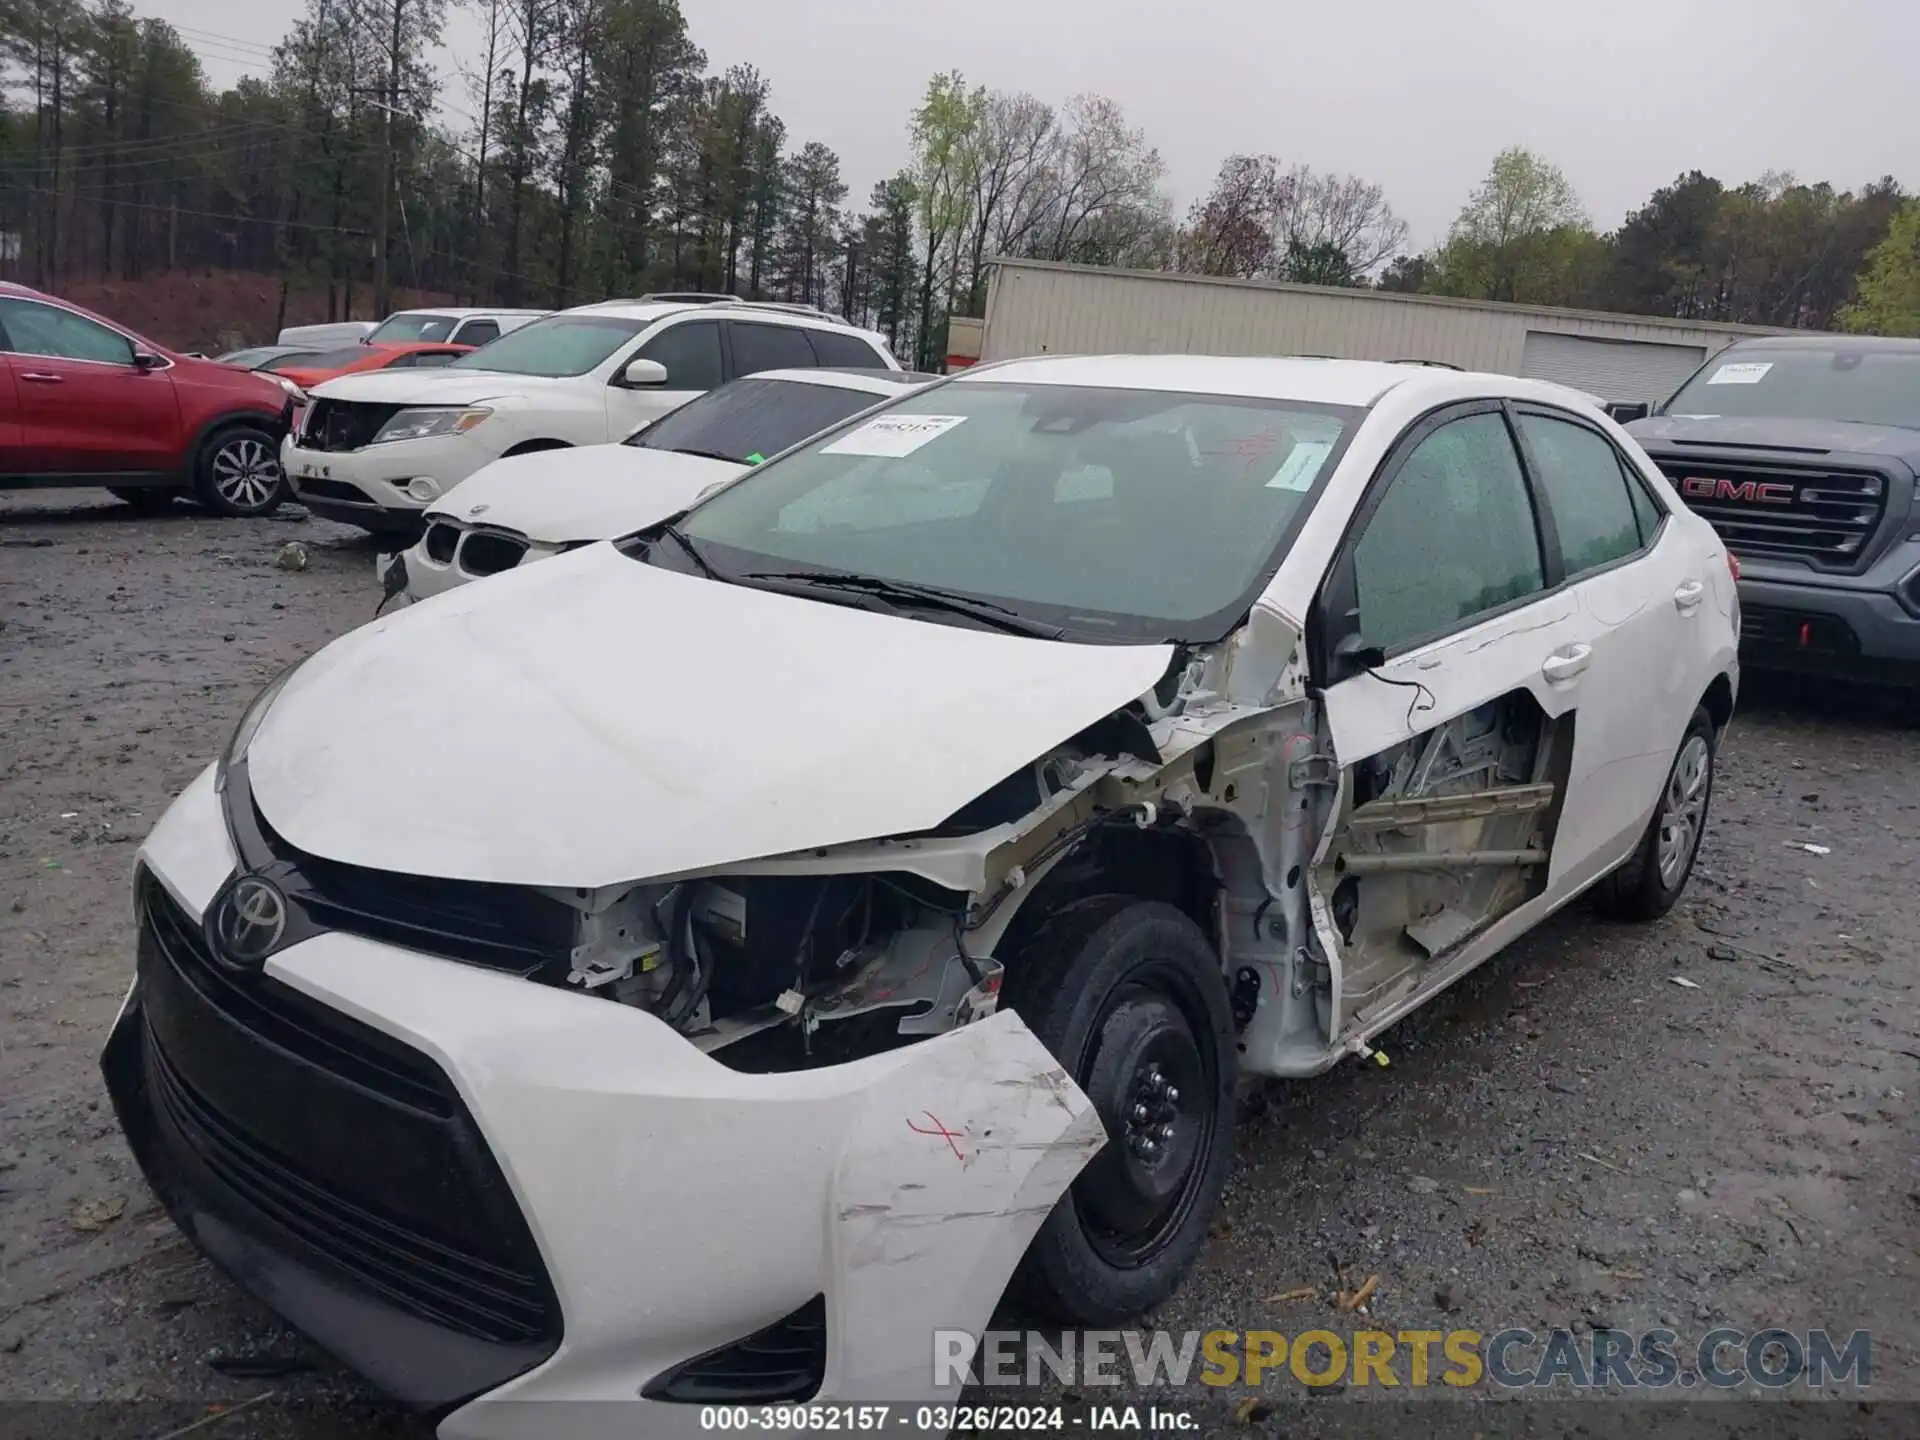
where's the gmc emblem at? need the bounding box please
[1681,476,1796,504]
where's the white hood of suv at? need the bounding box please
[247,545,1174,888]
[428,446,739,544]
[311,366,581,406]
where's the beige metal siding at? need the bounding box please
[981,261,1787,382]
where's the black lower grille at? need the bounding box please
[460,531,529,577]
[135,871,561,1348]
[1656,459,1888,568]
[1740,604,1860,656]
[424,521,460,563]
[296,477,374,505]
[643,1295,827,1403]
[300,399,403,453]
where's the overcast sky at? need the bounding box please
[143,0,1918,251]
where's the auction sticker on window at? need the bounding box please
[1705,362,1772,385]
[1267,440,1333,492]
[822,414,967,457]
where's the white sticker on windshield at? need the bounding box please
[1267,440,1333,492]
[1705,362,1772,385]
[821,414,967,457]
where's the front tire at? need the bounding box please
[1593,705,1716,922]
[194,425,288,517]
[1002,896,1236,1324]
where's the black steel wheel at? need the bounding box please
[1003,896,1236,1324]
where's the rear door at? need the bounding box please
[1310,403,1597,1033]
[607,317,724,440]
[1506,404,1704,879]
[0,297,180,475]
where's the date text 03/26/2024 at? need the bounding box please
[698,1406,1186,1433]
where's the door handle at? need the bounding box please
[1673,579,1705,612]
[19,372,62,383]
[1540,643,1592,684]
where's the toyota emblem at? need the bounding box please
[211,875,288,968]
[468,502,490,517]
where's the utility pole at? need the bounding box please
[374,0,406,317]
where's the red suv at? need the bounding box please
[0,282,295,515]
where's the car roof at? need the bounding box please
[1721,333,1920,354]
[957,353,1432,407]
[558,297,888,339]
[745,367,938,395]
[384,306,547,319]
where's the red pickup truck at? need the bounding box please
[0,282,296,515]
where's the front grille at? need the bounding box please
[231,767,576,977]
[1654,459,1888,568]
[1740,604,1860,656]
[299,399,403,453]
[136,871,561,1347]
[141,869,447,1112]
[459,531,529,577]
[423,521,460,563]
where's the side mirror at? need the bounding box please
[620,357,670,388]
[1605,401,1651,424]
[131,349,164,370]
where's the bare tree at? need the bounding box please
[956,89,1053,311]
[1268,164,1408,281]
[1177,153,1279,277]
[1028,93,1165,265]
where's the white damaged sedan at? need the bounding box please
[105,355,1738,1436]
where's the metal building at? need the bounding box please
[979,259,1798,404]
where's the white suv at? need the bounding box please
[281,298,899,533]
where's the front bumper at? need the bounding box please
[105,769,1104,1436]
[282,432,496,532]
[1736,572,1920,682]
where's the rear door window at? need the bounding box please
[730,322,818,377]
[1514,411,1645,579]
[807,328,890,368]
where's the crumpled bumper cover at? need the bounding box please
[106,766,1108,1437]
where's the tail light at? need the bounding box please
[1725,551,1740,582]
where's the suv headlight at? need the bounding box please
[372,406,493,444]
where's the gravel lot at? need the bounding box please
[2,489,1917,1438]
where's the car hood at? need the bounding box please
[310,367,581,406]
[1629,413,1920,464]
[247,545,1175,889]
[427,446,740,543]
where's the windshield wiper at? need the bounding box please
[655,522,720,578]
[666,446,749,463]
[742,569,1065,639]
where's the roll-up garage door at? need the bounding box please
[1520,331,1709,407]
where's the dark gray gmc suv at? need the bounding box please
[1621,335,1920,686]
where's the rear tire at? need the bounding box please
[108,487,180,512]
[1002,896,1236,1325]
[1592,705,1716,922]
[193,424,287,517]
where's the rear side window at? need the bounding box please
[808,328,889,368]
[1353,411,1547,654]
[628,377,880,462]
[730,322,817,377]
[455,319,500,345]
[1515,412,1644,578]
[1620,456,1666,543]
[638,320,724,390]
